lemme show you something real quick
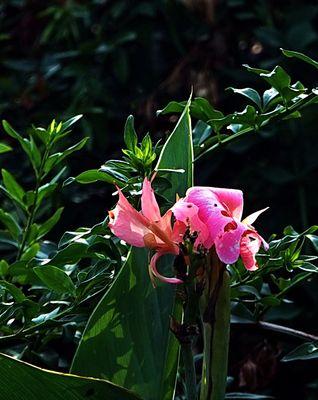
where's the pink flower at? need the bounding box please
[108,178,209,284]
[184,187,268,270]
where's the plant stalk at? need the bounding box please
[181,280,199,400]
[200,252,231,400]
[16,146,50,260]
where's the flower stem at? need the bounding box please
[200,252,231,400]
[182,280,199,400]
[181,342,197,400]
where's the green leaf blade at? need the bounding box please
[71,100,193,400]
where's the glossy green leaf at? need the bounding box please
[281,48,318,69]
[124,115,138,151]
[73,169,119,185]
[0,142,12,154]
[60,114,83,133]
[0,280,26,302]
[155,98,193,199]
[282,341,318,362]
[38,207,64,238]
[0,352,140,400]
[34,265,76,295]
[71,100,193,400]
[1,169,25,204]
[0,209,21,239]
[158,97,223,123]
[227,87,262,109]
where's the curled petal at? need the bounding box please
[108,187,149,247]
[149,252,183,285]
[240,231,263,271]
[171,220,187,244]
[141,178,161,221]
[171,200,210,247]
[215,222,246,264]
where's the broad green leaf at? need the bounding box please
[21,243,40,261]
[38,207,64,238]
[282,341,318,362]
[0,352,140,400]
[72,249,180,400]
[73,169,124,186]
[158,97,223,123]
[0,260,9,276]
[227,87,262,109]
[0,209,21,239]
[34,265,76,295]
[124,115,138,151]
[243,64,269,75]
[71,100,193,400]
[262,87,279,110]
[231,105,257,127]
[0,280,26,302]
[0,142,12,154]
[31,307,61,324]
[1,169,25,203]
[37,183,58,204]
[282,48,318,69]
[2,120,21,140]
[157,100,185,115]
[298,262,318,273]
[155,98,193,199]
[306,234,318,252]
[193,121,212,146]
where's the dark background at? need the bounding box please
[0,1,318,398]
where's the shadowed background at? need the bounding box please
[0,1,318,398]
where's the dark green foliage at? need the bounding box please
[0,1,318,399]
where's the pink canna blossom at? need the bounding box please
[184,187,268,271]
[108,178,209,284]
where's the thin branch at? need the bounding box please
[234,321,318,342]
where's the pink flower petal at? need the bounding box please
[186,186,244,220]
[171,220,187,245]
[171,200,210,248]
[149,252,183,285]
[211,187,244,220]
[215,222,246,264]
[108,188,149,247]
[240,231,263,271]
[141,178,161,222]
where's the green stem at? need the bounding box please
[200,253,231,400]
[196,91,317,161]
[181,342,197,400]
[16,146,50,260]
[182,281,199,400]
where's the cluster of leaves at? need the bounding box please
[0,117,125,369]
[159,49,318,160]
[0,54,317,399]
[230,225,318,321]
[0,101,192,399]
[70,114,157,189]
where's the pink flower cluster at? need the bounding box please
[108,178,268,284]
